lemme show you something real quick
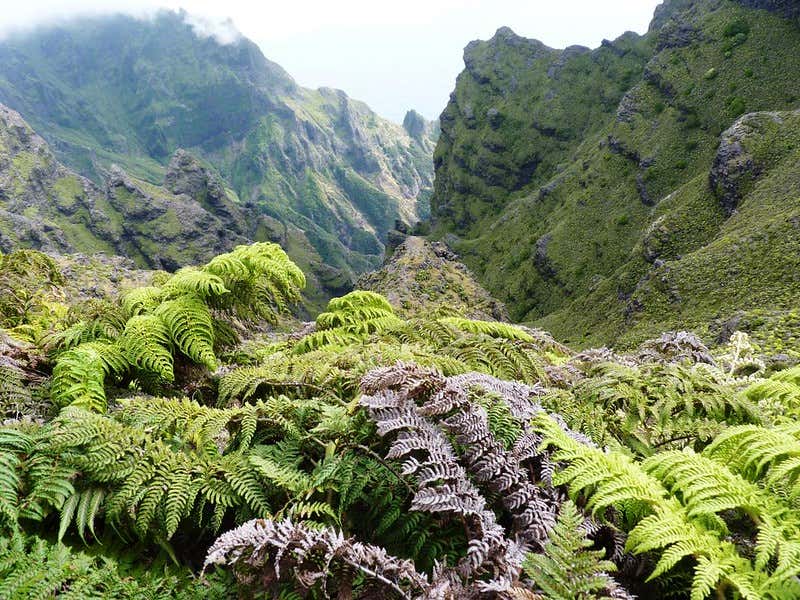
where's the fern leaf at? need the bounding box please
[119,314,174,381]
[155,295,217,370]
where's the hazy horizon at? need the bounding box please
[0,1,663,123]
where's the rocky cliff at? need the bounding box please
[431,0,800,347]
[0,104,355,311]
[0,11,436,296]
[357,236,507,320]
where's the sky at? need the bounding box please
[0,1,662,123]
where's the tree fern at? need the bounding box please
[162,268,229,300]
[438,316,535,342]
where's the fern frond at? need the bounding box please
[118,314,174,381]
[155,295,217,370]
[121,286,165,317]
[162,268,229,300]
[50,342,128,411]
[438,316,535,342]
[522,500,624,600]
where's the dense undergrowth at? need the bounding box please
[1,244,799,599]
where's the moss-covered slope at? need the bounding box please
[431,0,800,347]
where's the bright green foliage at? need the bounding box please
[0,534,234,599]
[284,290,557,386]
[121,286,165,316]
[50,342,129,411]
[49,242,305,411]
[704,423,800,501]
[743,365,800,421]
[296,290,404,353]
[315,290,398,330]
[438,316,534,342]
[536,413,800,599]
[523,501,619,600]
[118,314,174,381]
[155,295,216,370]
[543,360,759,453]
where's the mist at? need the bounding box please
[0,0,662,122]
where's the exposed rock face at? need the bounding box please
[164,149,247,235]
[104,165,251,271]
[710,114,765,216]
[357,236,508,321]
[709,111,799,216]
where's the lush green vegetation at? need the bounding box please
[431,0,800,348]
[2,244,800,598]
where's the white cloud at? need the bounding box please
[182,13,241,45]
[0,0,662,121]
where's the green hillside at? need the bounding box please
[431,0,800,348]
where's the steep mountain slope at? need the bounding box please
[0,104,246,266]
[0,11,435,291]
[431,0,800,347]
[0,104,351,311]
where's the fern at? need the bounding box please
[438,316,535,342]
[162,268,229,300]
[522,501,621,600]
[121,286,165,316]
[0,534,235,599]
[535,413,800,599]
[155,295,217,370]
[50,342,129,411]
[118,314,174,381]
[704,423,800,500]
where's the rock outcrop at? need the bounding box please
[357,236,508,321]
[0,104,248,270]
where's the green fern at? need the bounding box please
[118,314,174,381]
[162,268,229,300]
[535,413,800,599]
[522,500,619,600]
[704,423,800,500]
[437,316,534,342]
[155,295,217,370]
[50,342,129,411]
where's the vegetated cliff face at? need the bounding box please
[431,0,800,348]
[0,11,436,296]
[0,104,352,311]
[0,104,244,267]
